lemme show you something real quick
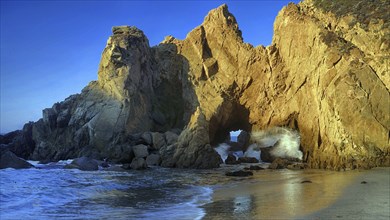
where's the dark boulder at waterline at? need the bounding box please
[146,153,161,166]
[225,170,253,177]
[64,157,98,171]
[238,157,259,163]
[130,158,148,170]
[268,158,291,169]
[0,149,34,169]
[237,130,250,151]
[225,154,240,165]
[260,147,275,163]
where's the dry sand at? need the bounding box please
[201,167,390,220]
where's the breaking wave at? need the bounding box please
[214,127,302,162]
[251,127,302,160]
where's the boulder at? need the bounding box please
[238,157,259,163]
[225,154,240,165]
[65,157,98,171]
[225,170,253,177]
[164,131,179,146]
[132,144,149,158]
[130,158,148,170]
[141,132,153,146]
[237,130,250,150]
[268,158,291,170]
[260,147,275,163]
[146,153,160,166]
[152,132,166,150]
[0,149,34,169]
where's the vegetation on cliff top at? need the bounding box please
[312,0,390,29]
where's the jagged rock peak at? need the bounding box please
[107,25,150,49]
[98,24,153,102]
[112,26,145,37]
[203,4,243,41]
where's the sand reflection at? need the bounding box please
[203,169,363,219]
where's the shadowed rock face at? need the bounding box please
[3,1,389,169]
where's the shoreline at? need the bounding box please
[301,167,390,220]
[201,167,390,219]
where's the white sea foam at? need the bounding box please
[251,127,302,160]
[214,127,302,162]
[233,151,244,159]
[140,185,213,220]
[27,159,74,169]
[214,143,231,162]
[243,143,260,161]
[26,160,40,166]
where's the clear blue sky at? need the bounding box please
[0,0,299,134]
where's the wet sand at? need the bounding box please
[201,167,390,220]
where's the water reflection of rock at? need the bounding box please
[203,169,364,219]
[202,195,256,219]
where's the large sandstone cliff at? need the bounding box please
[2,0,389,169]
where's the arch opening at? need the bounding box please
[209,101,252,150]
[230,129,242,142]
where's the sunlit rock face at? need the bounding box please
[9,0,389,169]
[268,0,389,169]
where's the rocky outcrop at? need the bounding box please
[5,0,389,169]
[0,122,35,159]
[266,0,389,169]
[64,157,99,171]
[0,149,34,169]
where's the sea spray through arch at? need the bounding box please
[214,127,302,163]
[251,127,302,160]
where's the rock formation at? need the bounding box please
[1,0,389,169]
[0,148,34,169]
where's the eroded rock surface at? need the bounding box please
[3,0,389,169]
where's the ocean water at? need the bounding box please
[0,135,253,220]
[0,161,216,220]
[1,161,389,220]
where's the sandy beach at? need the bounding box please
[201,167,390,220]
